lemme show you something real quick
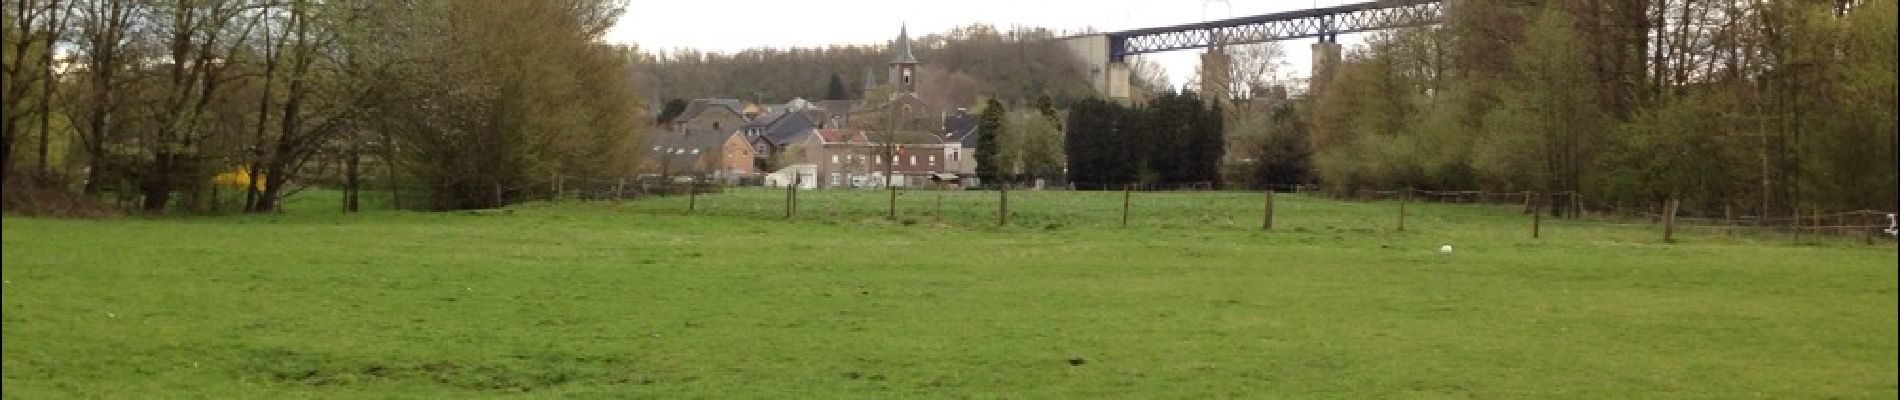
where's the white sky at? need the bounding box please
[605,0,1370,92]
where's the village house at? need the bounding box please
[669,99,748,134]
[646,128,755,182]
[656,25,986,189]
[768,128,959,189]
[759,25,984,188]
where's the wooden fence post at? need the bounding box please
[1652,198,1664,224]
[1531,191,1541,239]
[1398,187,1409,232]
[887,176,899,220]
[687,181,697,214]
[1573,191,1588,218]
[1865,214,1876,245]
[785,176,797,220]
[1663,197,1681,243]
[1724,203,1735,237]
[1793,207,1803,243]
[1262,189,1275,230]
[1109,182,1124,226]
[998,183,1009,226]
[1813,206,1823,238]
[494,182,504,206]
[615,177,626,201]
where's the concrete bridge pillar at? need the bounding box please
[1310,41,1342,93]
[1060,34,1132,101]
[1200,47,1232,106]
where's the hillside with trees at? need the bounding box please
[1220,0,1896,215]
[630,24,1147,110]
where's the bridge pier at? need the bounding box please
[1060,34,1132,101]
[1310,41,1342,92]
[1200,48,1232,105]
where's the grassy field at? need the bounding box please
[3,188,1895,398]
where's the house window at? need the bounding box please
[951,151,958,161]
[909,155,917,165]
[902,68,912,84]
[927,155,935,164]
[690,149,700,155]
[831,154,839,164]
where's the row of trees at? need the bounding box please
[974,96,1065,184]
[1233,0,1895,215]
[1064,92,1225,186]
[1,0,645,212]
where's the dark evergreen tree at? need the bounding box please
[825,73,849,100]
[655,99,689,124]
[976,98,1007,185]
[1035,94,1059,126]
[1195,99,1226,184]
[1063,93,1226,187]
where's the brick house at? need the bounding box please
[778,128,956,188]
[648,128,755,181]
[671,99,748,134]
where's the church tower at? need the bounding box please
[889,24,920,98]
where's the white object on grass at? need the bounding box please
[1439,245,1454,254]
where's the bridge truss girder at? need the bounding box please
[1107,0,1444,62]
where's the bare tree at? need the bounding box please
[3,0,67,182]
[69,0,141,196]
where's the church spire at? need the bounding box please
[891,24,919,65]
[888,25,921,97]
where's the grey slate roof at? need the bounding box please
[650,127,742,171]
[652,128,737,154]
[764,111,820,144]
[675,99,745,123]
[942,110,980,148]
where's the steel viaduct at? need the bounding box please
[1060,0,1445,99]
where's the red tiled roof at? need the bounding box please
[816,129,867,144]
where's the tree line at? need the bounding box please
[1,0,645,212]
[631,24,1141,110]
[1225,0,1896,215]
[1064,92,1225,186]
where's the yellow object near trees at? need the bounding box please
[212,166,267,187]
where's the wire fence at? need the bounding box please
[535,177,1898,245]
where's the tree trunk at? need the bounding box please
[82,74,111,196]
[140,152,172,211]
[254,156,291,212]
[344,138,360,212]
[257,0,311,213]
[385,133,401,209]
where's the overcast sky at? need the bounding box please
[604,0,1370,91]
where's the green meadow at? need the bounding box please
[3,189,1895,398]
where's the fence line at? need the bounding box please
[401,175,1899,244]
